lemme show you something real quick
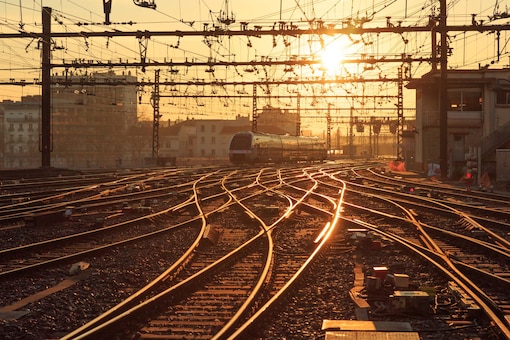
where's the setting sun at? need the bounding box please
[319,38,348,76]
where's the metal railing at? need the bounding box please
[481,120,510,160]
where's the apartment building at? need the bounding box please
[2,97,41,169]
[1,71,138,169]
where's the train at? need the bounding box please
[229,131,327,164]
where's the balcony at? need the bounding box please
[6,116,38,123]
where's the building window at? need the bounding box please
[496,89,510,105]
[211,125,216,132]
[211,136,216,144]
[211,149,216,157]
[201,137,205,144]
[200,125,205,132]
[201,149,205,156]
[18,123,23,131]
[448,89,482,111]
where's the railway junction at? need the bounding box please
[0,161,509,339]
[1,2,510,339]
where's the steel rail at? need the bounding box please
[342,176,510,248]
[61,172,218,340]
[63,168,293,339]
[227,175,346,339]
[344,201,510,339]
[66,168,287,339]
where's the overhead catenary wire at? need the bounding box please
[0,0,509,119]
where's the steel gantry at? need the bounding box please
[151,70,161,159]
[396,66,404,160]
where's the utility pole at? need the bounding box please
[439,0,448,179]
[41,7,51,168]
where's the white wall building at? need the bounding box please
[1,97,40,169]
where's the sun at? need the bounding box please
[319,38,348,76]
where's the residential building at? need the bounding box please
[2,97,40,169]
[257,105,299,135]
[1,71,137,169]
[50,70,138,168]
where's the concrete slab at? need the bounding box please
[0,268,91,320]
[322,320,413,332]
[325,331,420,340]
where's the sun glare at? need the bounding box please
[319,38,348,76]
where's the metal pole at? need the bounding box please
[326,103,331,151]
[252,84,257,132]
[41,7,51,168]
[152,69,161,160]
[349,107,354,158]
[397,66,404,160]
[439,0,448,179]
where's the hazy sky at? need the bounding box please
[1,0,509,129]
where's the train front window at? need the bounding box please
[230,135,252,150]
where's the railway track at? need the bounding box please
[338,168,510,338]
[1,162,509,339]
[54,166,338,338]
